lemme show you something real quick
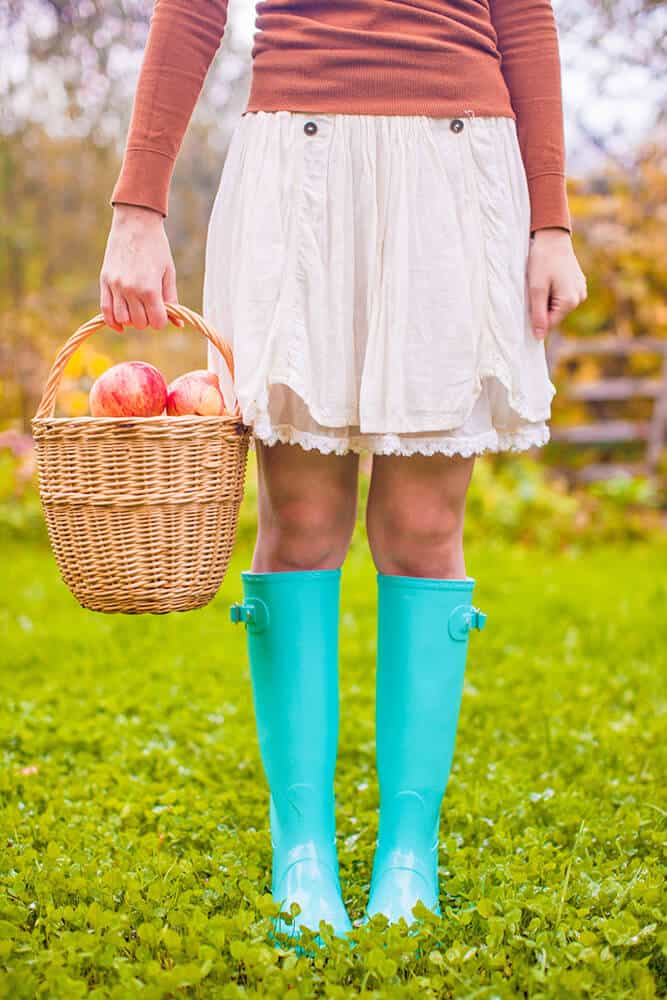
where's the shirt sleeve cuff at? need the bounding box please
[109,147,175,219]
[528,173,572,234]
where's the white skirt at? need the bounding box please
[202,109,557,457]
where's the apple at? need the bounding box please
[89,361,167,417]
[166,370,226,416]
[187,369,219,387]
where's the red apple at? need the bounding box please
[187,369,219,387]
[166,370,226,416]
[89,362,167,417]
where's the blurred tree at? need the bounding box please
[541,135,667,484]
[558,0,666,76]
[557,0,666,176]
[1,0,251,427]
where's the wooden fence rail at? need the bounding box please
[545,331,667,484]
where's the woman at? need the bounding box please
[101,0,587,940]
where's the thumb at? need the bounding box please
[162,265,185,327]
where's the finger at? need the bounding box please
[143,288,168,330]
[124,292,150,331]
[528,283,550,340]
[548,293,579,327]
[100,281,123,332]
[111,289,131,330]
[162,267,185,327]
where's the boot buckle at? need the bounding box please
[448,604,487,640]
[470,607,487,631]
[229,598,270,631]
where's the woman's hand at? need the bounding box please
[527,228,587,341]
[100,204,184,332]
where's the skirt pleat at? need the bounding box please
[202,109,557,457]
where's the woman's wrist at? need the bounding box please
[112,202,165,224]
[530,226,571,239]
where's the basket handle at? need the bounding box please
[34,302,240,420]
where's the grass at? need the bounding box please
[0,483,665,998]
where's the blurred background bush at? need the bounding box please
[1,0,666,547]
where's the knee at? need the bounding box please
[368,498,463,577]
[268,492,356,570]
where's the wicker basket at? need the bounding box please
[31,303,251,615]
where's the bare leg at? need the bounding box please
[365,452,475,577]
[251,440,360,572]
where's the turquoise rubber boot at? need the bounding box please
[230,568,352,943]
[365,573,487,924]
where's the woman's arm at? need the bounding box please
[110,0,229,218]
[101,1,228,332]
[490,0,586,341]
[490,0,571,235]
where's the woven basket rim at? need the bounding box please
[32,413,250,426]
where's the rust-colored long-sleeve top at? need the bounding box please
[110,0,571,234]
